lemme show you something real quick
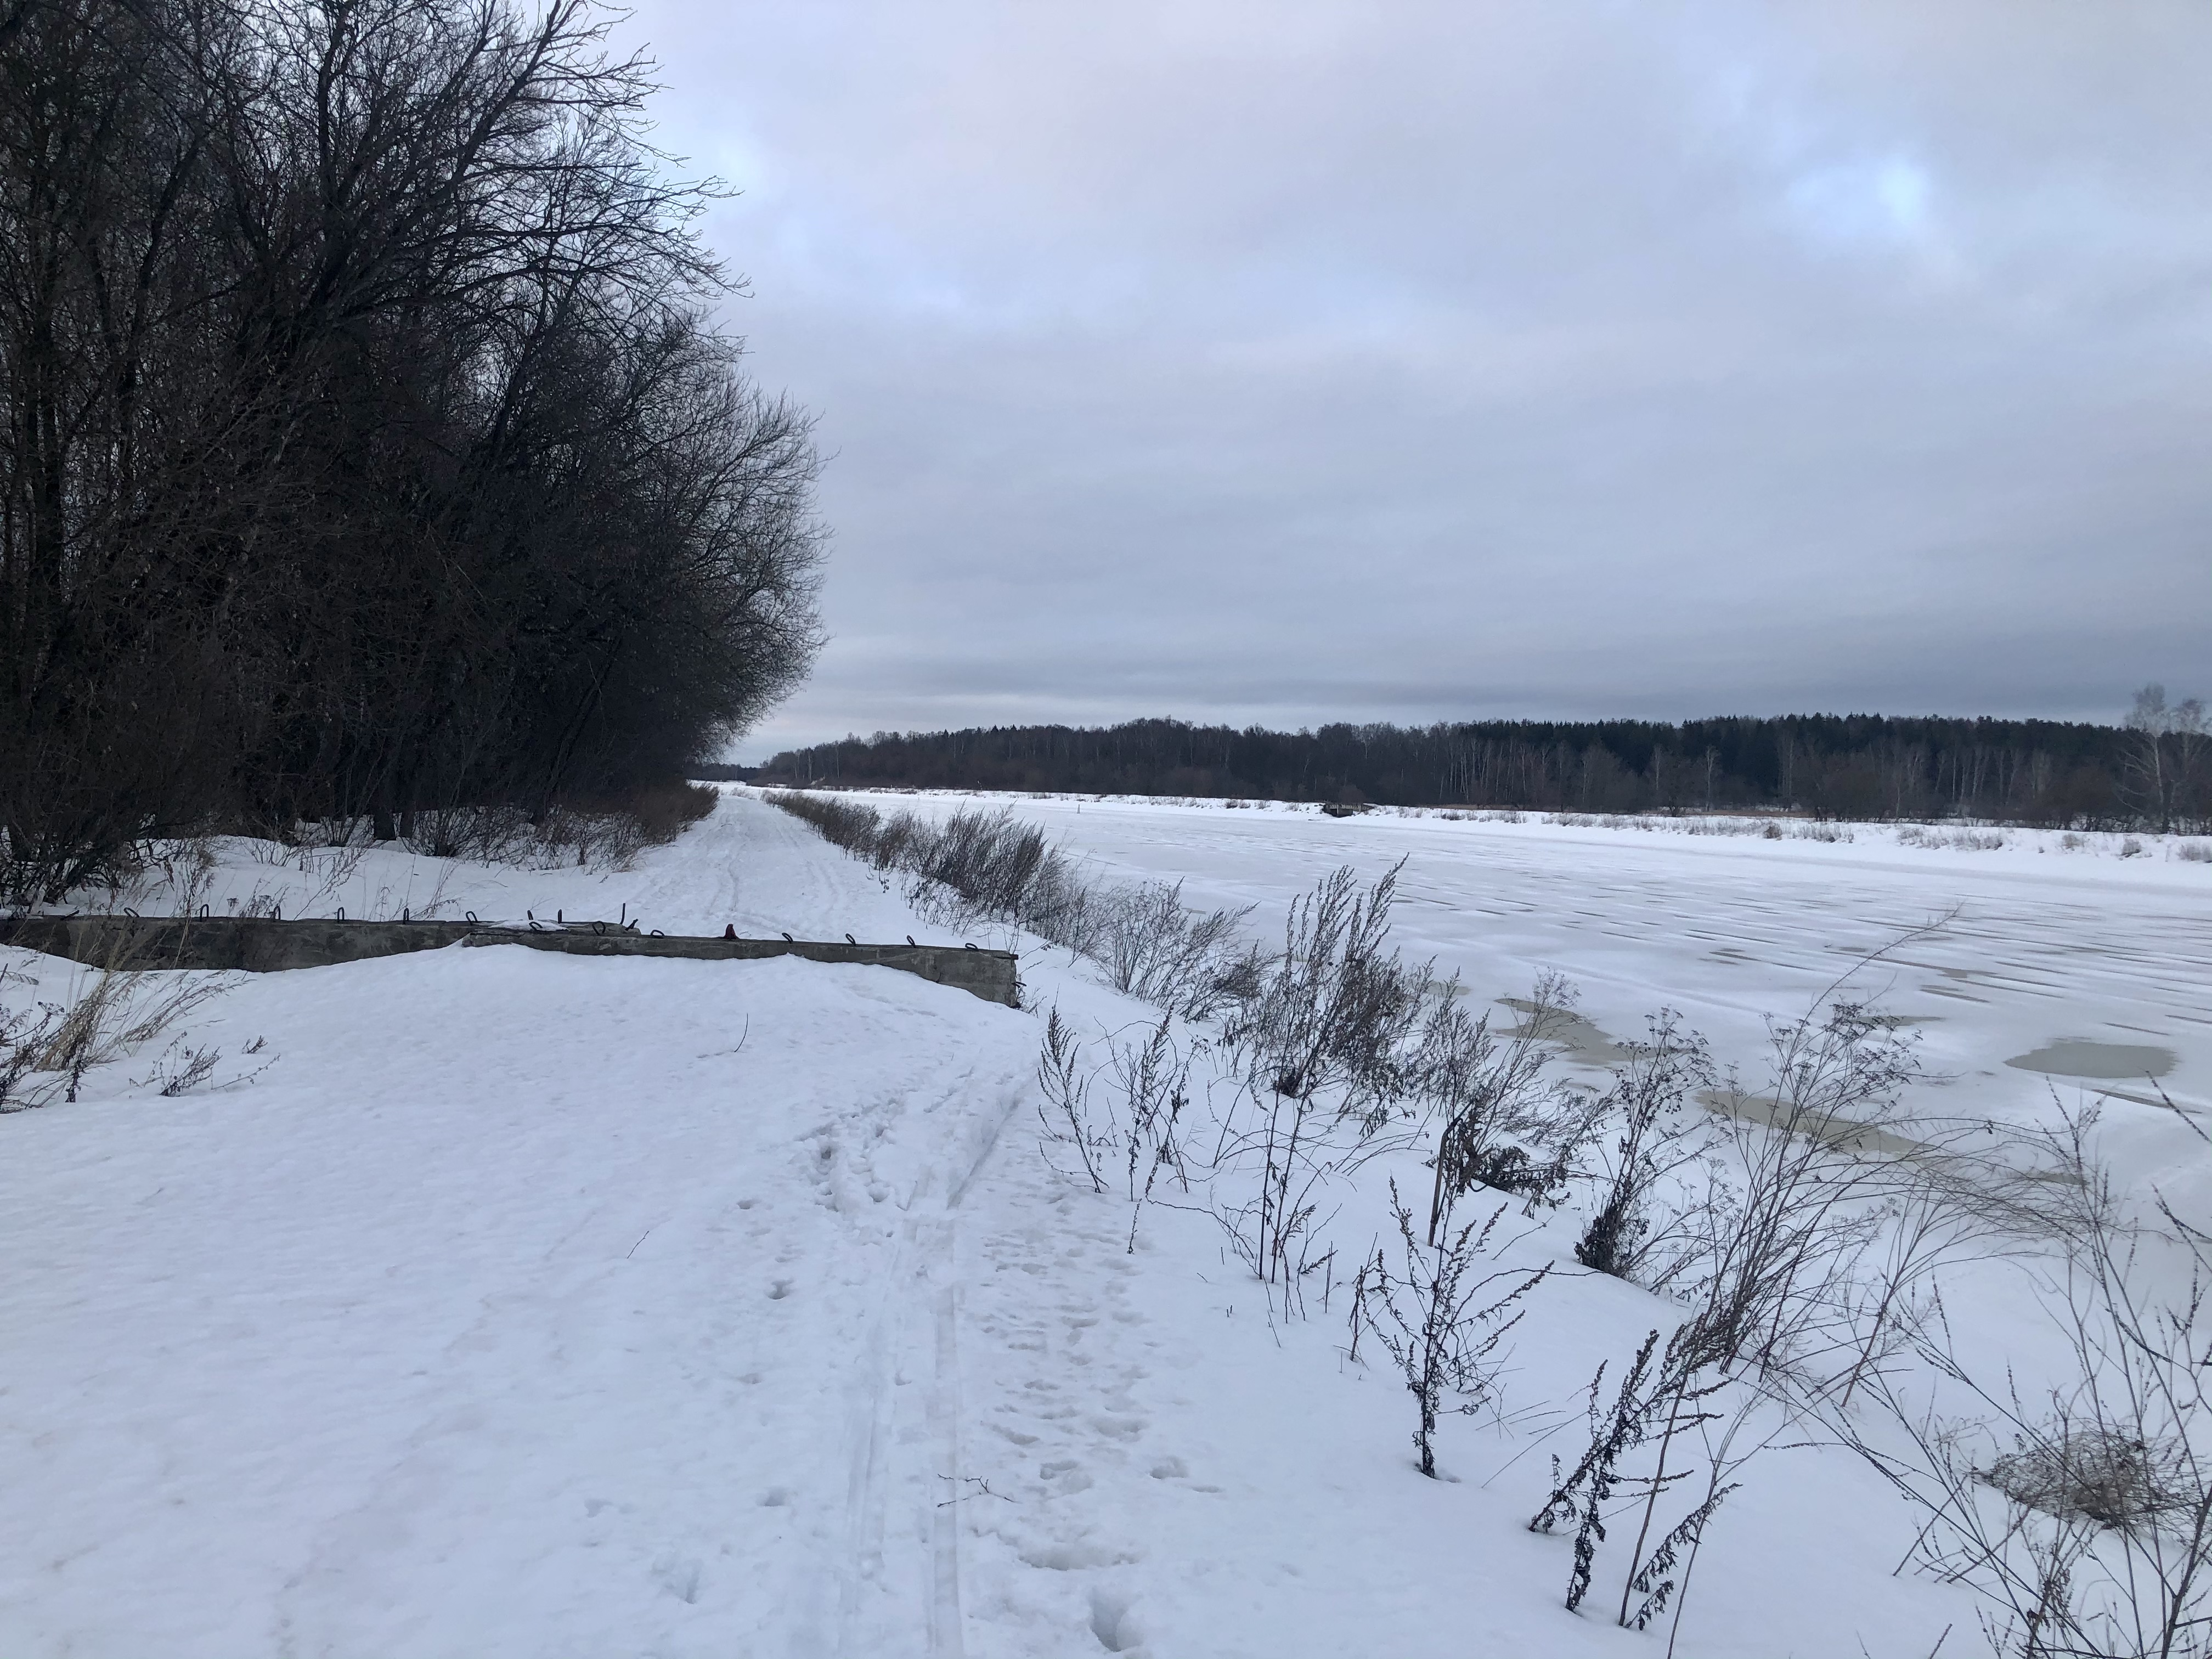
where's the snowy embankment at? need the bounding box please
[0,789,2204,1656]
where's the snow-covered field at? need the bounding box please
[2,788,2205,1656]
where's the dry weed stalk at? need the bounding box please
[20,924,231,1104]
[1355,1178,1548,1477]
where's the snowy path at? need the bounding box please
[0,945,1021,1654]
[0,797,1053,1655]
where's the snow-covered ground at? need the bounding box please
[1,788,2204,1656]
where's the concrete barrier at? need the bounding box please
[0,916,1020,1007]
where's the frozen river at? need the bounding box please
[890,793,2212,1200]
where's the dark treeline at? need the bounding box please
[1,0,822,898]
[763,708,2211,831]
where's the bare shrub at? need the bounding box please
[765,791,1265,1021]
[915,808,1028,904]
[897,806,1102,948]
[1900,825,2009,852]
[768,793,1104,946]
[152,1042,221,1097]
[1094,879,1256,1022]
[1032,1006,1200,1251]
[1666,1000,1927,1386]
[903,808,1042,922]
[0,1000,60,1113]
[59,836,220,919]
[1831,1164,2051,1413]
[1209,864,1439,1308]
[1531,1328,1667,1612]
[1110,1017,1194,1249]
[1503,972,2055,1645]
[1529,1322,1741,1634]
[1526,979,2042,1645]
[1223,862,1432,1131]
[1036,1007,1108,1194]
[1355,1180,1547,1477]
[134,1031,273,1098]
[626,782,719,844]
[868,809,923,872]
[290,843,369,913]
[1850,1110,2212,1658]
[36,944,150,1102]
[1421,970,1595,1239]
[29,927,229,1104]
[764,790,885,855]
[400,789,710,872]
[1574,1011,1719,1286]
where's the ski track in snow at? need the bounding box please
[1,788,2203,1655]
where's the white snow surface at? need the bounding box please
[1,788,2204,1656]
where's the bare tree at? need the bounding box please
[1,0,823,900]
[2121,685,2208,837]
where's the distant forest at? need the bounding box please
[761,708,2210,831]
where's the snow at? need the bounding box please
[1,787,2204,1656]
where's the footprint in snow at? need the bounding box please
[651,1554,703,1605]
[1088,1588,1147,1655]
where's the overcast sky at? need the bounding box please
[606,1,2212,758]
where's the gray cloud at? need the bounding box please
[607,0,2212,756]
